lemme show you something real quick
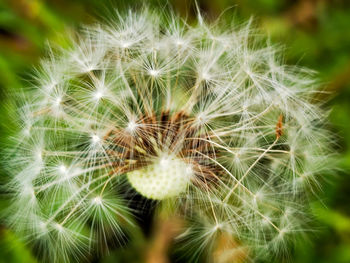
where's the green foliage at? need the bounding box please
[0,229,38,263]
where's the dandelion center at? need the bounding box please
[127,155,193,200]
[106,111,218,199]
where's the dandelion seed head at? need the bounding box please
[4,7,334,262]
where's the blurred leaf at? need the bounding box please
[314,205,350,233]
[0,229,37,263]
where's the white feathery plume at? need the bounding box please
[3,8,333,262]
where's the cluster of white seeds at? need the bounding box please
[4,8,332,263]
[127,156,192,199]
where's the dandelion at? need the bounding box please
[4,7,333,262]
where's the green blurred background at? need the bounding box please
[0,0,349,262]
